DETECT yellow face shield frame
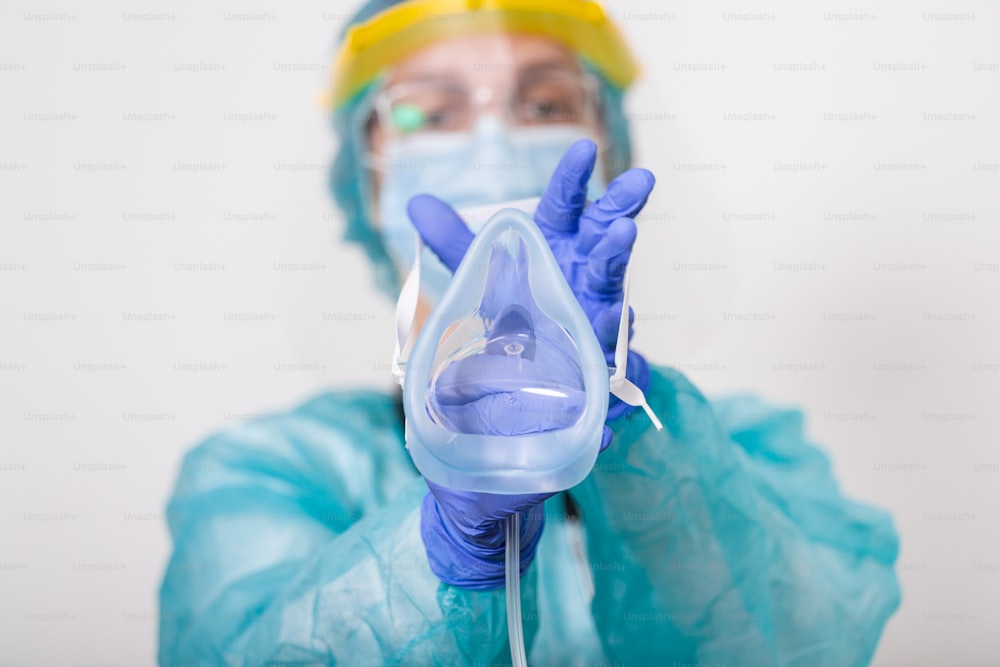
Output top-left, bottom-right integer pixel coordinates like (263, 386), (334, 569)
(327, 0), (641, 110)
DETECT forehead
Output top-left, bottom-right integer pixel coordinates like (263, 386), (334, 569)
(385, 32), (581, 88)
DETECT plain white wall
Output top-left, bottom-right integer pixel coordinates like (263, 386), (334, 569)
(1, 0), (997, 664)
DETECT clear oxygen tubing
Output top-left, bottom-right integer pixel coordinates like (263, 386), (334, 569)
(505, 513), (527, 667)
(500, 321), (527, 665)
(395, 217), (535, 667)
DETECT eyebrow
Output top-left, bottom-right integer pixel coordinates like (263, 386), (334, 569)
(518, 59), (583, 78)
(389, 74), (464, 90)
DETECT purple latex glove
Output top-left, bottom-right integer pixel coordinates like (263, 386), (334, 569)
(420, 481), (549, 590)
(411, 139), (653, 589)
(420, 423), (612, 590)
(409, 139), (655, 421)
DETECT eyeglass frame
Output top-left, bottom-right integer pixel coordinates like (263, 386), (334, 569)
(365, 66), (605, 143)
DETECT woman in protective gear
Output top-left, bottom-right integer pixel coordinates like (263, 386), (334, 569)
(159, 2), (900, 665)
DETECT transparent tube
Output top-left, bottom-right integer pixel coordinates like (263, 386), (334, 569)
(505, 514), (527, 667)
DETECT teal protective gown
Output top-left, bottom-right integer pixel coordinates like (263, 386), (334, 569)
(159, 365), (901, 666)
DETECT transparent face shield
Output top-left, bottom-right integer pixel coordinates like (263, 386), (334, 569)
(328, 0), (643, 115)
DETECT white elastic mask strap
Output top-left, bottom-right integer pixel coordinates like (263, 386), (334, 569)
(609, 264), (663, 431)
(392, 232), (421, 386)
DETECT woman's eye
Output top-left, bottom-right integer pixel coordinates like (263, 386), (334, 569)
(527, 100), (572, 122)
(424, 110), (454, 128)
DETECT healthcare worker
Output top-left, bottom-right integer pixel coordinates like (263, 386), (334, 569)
(159, 1), (901, 665)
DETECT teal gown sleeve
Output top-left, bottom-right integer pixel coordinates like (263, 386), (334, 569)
(160, 371), (900, 665)
(157, 391), (540, 666)
(568, 365), (902, 666)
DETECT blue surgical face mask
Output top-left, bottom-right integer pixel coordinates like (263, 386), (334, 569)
(376, 117), (607, 301)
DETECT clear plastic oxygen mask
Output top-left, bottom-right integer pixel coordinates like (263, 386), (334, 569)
(400, 208), (609, 494)
(392, 205), (661, 667)
(427, 301), (584, 435)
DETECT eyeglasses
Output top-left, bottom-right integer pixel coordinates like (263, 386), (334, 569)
(370, 69), (602, 137)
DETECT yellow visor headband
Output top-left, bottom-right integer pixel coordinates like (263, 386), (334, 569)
(328, 0), (642, 109)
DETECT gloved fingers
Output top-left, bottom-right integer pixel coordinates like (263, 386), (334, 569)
(586, 216), (637, 296)
(435, 390), (586, 436)
(422, 486), (554, 558)
(593, 302), (635, 350)
(433, 355), (583, 405)
(534, 139), (598, 237)
(407, 194), (474, 273)
(425, 480), (556, 528)
(600, 426), (614, 452)
(577, 168), (654, 255)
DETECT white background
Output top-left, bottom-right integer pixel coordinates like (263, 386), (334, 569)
(1, 0), (998, 664)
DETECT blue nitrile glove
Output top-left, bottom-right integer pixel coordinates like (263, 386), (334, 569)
(409, 140), (654, 590)
(421, 350), (612, 589)
(420, 310), (614, 588)
(421, 435), (613, 590)
(409, 139), (655, 423)
(420, 482), (550, 590)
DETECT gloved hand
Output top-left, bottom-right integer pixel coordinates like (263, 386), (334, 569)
(409, 139), (655, 421)
(421, 300), (614, 588)
(420, 481), (550, 590)
(410, 139), (653, 590)
(422, 361), (613, 588)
